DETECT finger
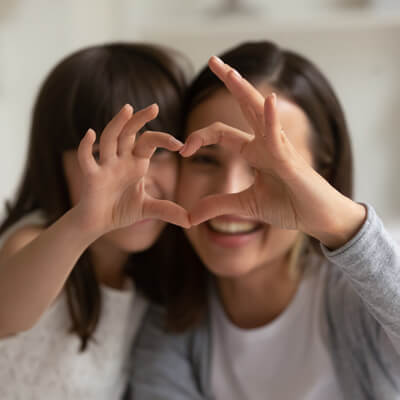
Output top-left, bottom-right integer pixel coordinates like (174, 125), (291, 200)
(77, 129), (99, 176)
(133, 131), (183, 159)
(142, 197), (191, 228)
(189, 191), (250, 226)
(263, 93), (284, 147)
(208, 56), (239, 87)
(233, 101), (266, 139)
(118, 104), (159, 157)
(209, 56), (265, 114)
(180, 122), (253, 158)
(99, 104), (133, 162)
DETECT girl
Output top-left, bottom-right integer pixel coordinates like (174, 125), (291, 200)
(129, 41), (400, 399)
(0, 43), (191, 399)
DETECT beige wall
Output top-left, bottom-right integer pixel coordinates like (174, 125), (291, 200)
(1, 0), (400, 226)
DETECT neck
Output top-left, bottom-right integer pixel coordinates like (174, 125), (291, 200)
(216, 253), (301, 329)
(89, 238), (130, 290)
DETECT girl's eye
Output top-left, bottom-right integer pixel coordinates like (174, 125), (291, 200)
(153, 148), (175, 159)
(154, 147), (167, 155)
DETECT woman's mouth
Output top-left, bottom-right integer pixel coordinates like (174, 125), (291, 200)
(204, 216), (265, 248)
(207, 218), (263, 235)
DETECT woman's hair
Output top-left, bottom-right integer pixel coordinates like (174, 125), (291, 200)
(0, 42), (191, 350)
(162, 40), (354, 331)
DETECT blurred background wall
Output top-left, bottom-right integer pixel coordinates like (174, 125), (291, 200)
(1, 0), (400, 231)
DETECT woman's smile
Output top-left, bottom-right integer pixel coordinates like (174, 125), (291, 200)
(203, 215), (265, 249)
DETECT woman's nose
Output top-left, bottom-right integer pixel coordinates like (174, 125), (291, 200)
(216, 163), (254, 194)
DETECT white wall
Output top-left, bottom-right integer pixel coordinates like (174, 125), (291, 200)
(0, 0), (121, 219)
(1, 0), (400, 227)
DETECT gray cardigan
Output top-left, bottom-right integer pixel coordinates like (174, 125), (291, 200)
(128, 205), (400, 399)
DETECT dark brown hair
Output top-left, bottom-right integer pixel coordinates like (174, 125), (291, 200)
(0, 43), (191, 350)
(164, 40), (354, 331)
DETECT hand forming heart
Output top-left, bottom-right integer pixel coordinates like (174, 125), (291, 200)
(179, 56), (366, 249)
(76, 59), (366, 249)
(75, 103), (190, 235)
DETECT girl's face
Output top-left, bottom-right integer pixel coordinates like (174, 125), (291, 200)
(178, 86), (313, 278)
(63, 148), (178, 252)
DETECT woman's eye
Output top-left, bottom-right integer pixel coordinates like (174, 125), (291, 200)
(189, 154), (219, 166)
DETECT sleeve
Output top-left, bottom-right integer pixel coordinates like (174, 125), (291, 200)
(127, 304), (210, 400)
(321, 203), (400, 355)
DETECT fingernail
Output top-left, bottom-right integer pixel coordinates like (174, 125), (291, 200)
(271, 93), (277, 106)
(232, 69), (242, 79)
(213, 56), (224, 64)
(170, 137), (183, 146)
(148, 103), (158, 111)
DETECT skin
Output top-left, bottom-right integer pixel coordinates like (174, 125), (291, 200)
(62, 104), (189, 289)
(63, 119), (180, 287)
(179, 88), (311, 328)
(178, 56), (366, 329)
(0, 104), (189, 336)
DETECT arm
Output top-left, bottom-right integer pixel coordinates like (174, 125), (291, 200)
(0, 104), (189, 337)
(322, 204), (400, 353)
(128, 305), (210, 400)
(0, 208), (101, 337)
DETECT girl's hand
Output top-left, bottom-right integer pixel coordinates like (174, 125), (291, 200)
(76, 104), (190, 235)
(181, 57), (365, 249)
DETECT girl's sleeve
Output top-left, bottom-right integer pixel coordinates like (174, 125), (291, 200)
(126, 304), (209, 400)
(321, 203), (400, 354)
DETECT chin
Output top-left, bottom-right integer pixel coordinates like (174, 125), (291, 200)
(197, 253), (258, 279)
(108, 222), (165, 252)
(210, 265), (255, 279)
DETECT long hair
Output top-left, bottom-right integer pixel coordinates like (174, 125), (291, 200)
(164, 40), (354, 331)
(0, 43), (191, 350)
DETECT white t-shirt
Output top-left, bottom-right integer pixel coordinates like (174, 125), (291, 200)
(210, 259), (343, 400)
(0, 212), (148, 400)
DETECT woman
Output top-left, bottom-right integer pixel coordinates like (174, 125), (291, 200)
(129, 41), (400, 399)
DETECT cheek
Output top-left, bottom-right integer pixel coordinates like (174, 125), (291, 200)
(148, 156), (178, 200)
(177, 165), (210, 208)
(266, 227), (299, 258)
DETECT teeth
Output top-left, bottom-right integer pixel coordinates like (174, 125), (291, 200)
(208, 219), (259, 234)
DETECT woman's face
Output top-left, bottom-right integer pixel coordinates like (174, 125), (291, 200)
(63, 148), (178, 253)
(178, 85), (313, 278)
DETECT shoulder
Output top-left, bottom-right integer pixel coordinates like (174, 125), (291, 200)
(132, 303), (210, 369)
(134, 304), (201, 350)
(0, 212), (46, 262)
(129, 304), (211, 398)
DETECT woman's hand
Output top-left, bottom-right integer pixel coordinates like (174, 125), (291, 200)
(75, 104), (190, 235)
(181, 57), (365, 249)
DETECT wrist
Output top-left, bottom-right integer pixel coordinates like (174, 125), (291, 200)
(314, 200), (367, 250)
(66, 205), (107, 242)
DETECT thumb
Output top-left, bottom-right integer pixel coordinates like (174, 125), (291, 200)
(142, 197), (191, 228)
(189, 191), (252, 226)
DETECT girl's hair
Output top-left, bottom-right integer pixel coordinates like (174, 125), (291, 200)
(0, 43), (191, 350)
(162, 40), (354, 331)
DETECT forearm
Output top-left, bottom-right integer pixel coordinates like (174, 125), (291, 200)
(321, 204), (400, 340)
(0, 207), (102, 336)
